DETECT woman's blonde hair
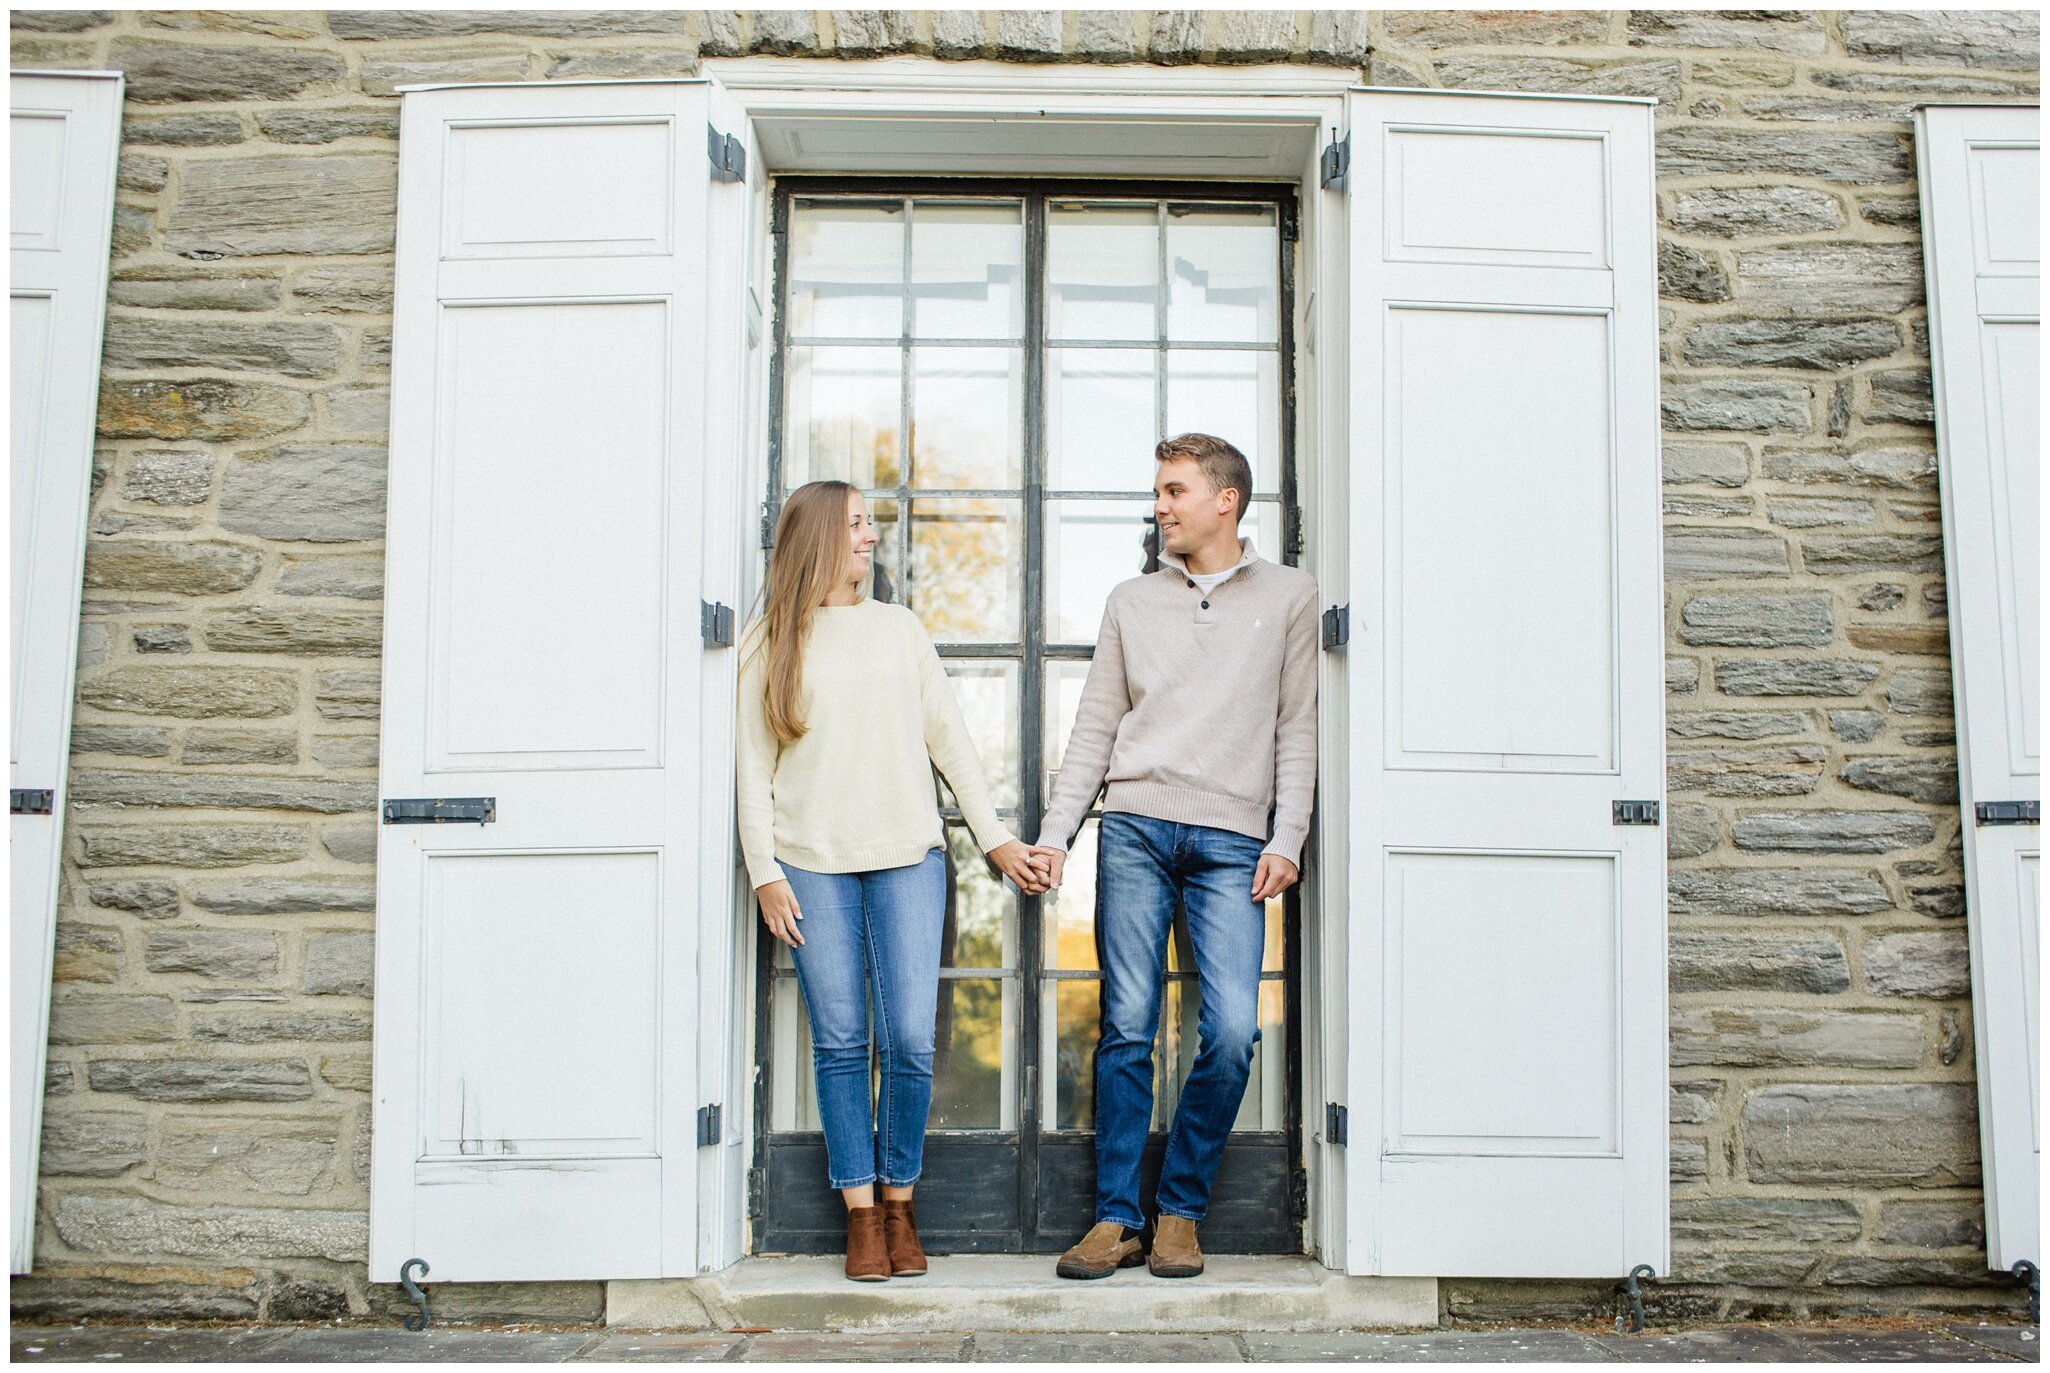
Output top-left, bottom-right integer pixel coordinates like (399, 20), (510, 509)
(748, 480), (861, 743)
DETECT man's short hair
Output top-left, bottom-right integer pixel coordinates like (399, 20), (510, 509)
(1155, 433), (1253, 521)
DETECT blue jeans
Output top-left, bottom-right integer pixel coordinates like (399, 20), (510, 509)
(779, 849), (946, 1189)
(1093, 812), (1267, 1227)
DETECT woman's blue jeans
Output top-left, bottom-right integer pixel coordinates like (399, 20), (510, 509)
(1093, 811), (1267, 1228)
(779, 848), (946, 1189)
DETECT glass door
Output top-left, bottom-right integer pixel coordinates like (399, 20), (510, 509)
(752, 182), (1301, 1254)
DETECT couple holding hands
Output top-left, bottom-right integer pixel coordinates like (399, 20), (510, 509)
(736, 433), (1318, 1283)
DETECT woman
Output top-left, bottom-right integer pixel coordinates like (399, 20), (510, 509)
(737, 480), (1046, 1282)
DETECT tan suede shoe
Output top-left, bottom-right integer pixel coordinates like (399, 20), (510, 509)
(1148, 1215), (1203, 1278)
(843, 1206), (889, 1282)
(880, 1198), (927, 1277)
(1054, 1220), (1147, 1280)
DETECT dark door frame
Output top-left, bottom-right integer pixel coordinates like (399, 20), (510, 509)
(749, 175), (1305, 1254)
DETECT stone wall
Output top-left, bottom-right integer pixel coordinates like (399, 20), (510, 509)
(9, 8), (2039, 1326)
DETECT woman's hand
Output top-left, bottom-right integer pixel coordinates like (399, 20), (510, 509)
(987, 840), (1049, 895)
(757, 879), (805, 947)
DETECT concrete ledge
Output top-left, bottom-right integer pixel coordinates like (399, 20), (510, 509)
(607, 1256), (1438, 1332)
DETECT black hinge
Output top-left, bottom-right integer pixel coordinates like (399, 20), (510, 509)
(1325, 1101), (1348, 1146)
(382, 797), (495, 825)
(701, 600), (734, 648)
(697, 1103), (722, 1147)
(1613, 800), (1661, 826)
(1976, 800), (2040, 825)
(11, 788), (54, 815)
(707, 124), (745, 183)
(1287, 1165), (1309, 1221)
(1321, 604), (1349, 651)
(1320, 134), (1350, 190)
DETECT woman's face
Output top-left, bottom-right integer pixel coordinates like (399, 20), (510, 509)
(844, 490), (878, 586)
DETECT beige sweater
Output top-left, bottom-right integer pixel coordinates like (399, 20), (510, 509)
(736, 598), (1015, 890)
(1037, 544), (1319, 864)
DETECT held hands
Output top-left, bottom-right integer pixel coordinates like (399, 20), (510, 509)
(756, 879), (804, 947)
(1025, 845), (1066, 890)
(1251, 854), (1299, 902)
(988, 839), (1052, 896)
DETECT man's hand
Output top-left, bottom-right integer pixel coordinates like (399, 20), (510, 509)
(988, 839), (1050, 895)
(1251, 854), (1298, 902)
(1027, 845), (1066, 890)
(757, 879), (804, 947)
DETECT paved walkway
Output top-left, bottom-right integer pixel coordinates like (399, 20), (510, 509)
(8, 1321), (2038, 1362)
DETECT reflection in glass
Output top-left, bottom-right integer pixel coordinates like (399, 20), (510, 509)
(866, 497), (904, 606)
(932, 977), (1013, 1129)
(1164, 349), (1280, 492)
(941, 825), (1013, 969)
(1044, 660), (1094, 785)
(938, 661), (1021, 813)
(1046, 348), (1159, 492)
(911, 201), (1025, 340)
(912, 347), (1022, 489)
(1045, 498), (1155, 643)
(1237, 501), (1284, 573)
(1050, 979), (1100, 1129)
(1045, 820), (1100, 971)
(1166, 203), (1279, 345)
(1048, 202), (1159, 342)
(785, 346), (901, 488)
(789, 200), (903, 340)
(908, 498), (1021, 643)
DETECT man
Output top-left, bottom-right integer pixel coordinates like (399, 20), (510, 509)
(1031, 433), (1318, 1280)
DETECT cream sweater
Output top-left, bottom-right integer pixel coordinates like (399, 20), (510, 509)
(736, 598), (1015, 891)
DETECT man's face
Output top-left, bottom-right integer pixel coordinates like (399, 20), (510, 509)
(1153, 457), (1237, 556)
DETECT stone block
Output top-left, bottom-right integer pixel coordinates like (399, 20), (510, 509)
(1434, 56), (1681, 105)
(1671, 1197), (1863, 1246)
(1678, 593), (1833, 648)
(312, 735), (381, 769)
(1733, 810), (1937, 854)
(1655, 129), (1913, 185)
(316, 671), (381, 720)
(305, 931), (374, 997)
(1387, 9), (1609, 44)
(1668, 867), (1893, 918)
(1668, 745), (1826, 797)
(97, 378), (311, 443)
(1869, 368), (1936, 425)
(1842, 9), (2040, 71)
(1670, 185), (1843, 237)
(1845, 623), (1949, 655)
(182, 730), (298, 766)
(1669, 930), (1850, 994)
(75, 824), (306, 869)
(166, 155), (396, 257)
(320, 1054), (371, 1091)
(1666, 802), (1720, 858)
(1667, 711), (1811, 740)
(1667, 656), (1700, 694)
(71, 771), (375, 815)
(96, 513), (200, 537)
(322, 825), (377, 865)
(1859, 196), (1922, 229)
(1761, 444), (1937, 489)
(829, 10), (919, 54)
(1830, 709), (1886, 742)
(1663, 527), (1791, 577)
(277, 554), (384, 600)
(1658, 240), (1729, 302)
(258, 108), (400, 144)
(13, 10), (115, 31)
(191, 878), (376, 915)
(70, 726), (172, 758)
(87, 1057), (312, 1102)
(202, 607), (383, 656)
(141, 9), (327, 37)
(39, 1111), (149, 1176)
(1683, 317), (1900, 370)
(110, 42), (348, 102)
(1842, 755), (1959, 805)
(53, 1195), (365, 1262)
(1864, 930), (1972, 998)
(329, 386), (390, 434)
(1909, 883), (1967, 919)
(1874, 1199), (1985, 1250)
(1768, 496), (1876, 528)
(1627, 9), (1824, 52)
(121, 451), (216, 504)
(1208, 9), (1296, 62)
(1670, 1080), (1721, 1125)
(1672, 1007), (1924, 1068)
(266, 1278), (351, 1321)
(47, 993), (178, 1044)
(1305, 9), (1367, 63)
(124, 111), (247, 145)
(77, 665), (297, 719)
(1662, 440), (1748, 487)
(53, 923), (125, 984)
(145, 928), (281, 980)
(102, 317), (342, 378)
(1148, 9), (1204, 61)
(1887, 668), (1956, 717)
(1661, 380), (1812, 434)
(157, 1115), (341, 1194)
(1671, 1137), (1708, 1184)
(118, 153), (170, 193)
(1742, 1082), (1978, 1186)
(83, 540), (263, 597)
(1800, 533), (1944, 573)
(90, 880), (181, 918)
(749, 8), (817, 53)
(217, 445), (387, 544)
(328, 10), (685, 38)
(192, 1010), (371, 1043)
(928, 10), (984, 58)
(545, 50), (701, 79)
(1735, 243), (1926, 313)
(1817, 66), (2036, 95)
(11, 1274), (261, 1323)
(1827, 1256), (2007, 1287)
(1714, 658), (1881, 696)
(1666, 493), (1753, 518)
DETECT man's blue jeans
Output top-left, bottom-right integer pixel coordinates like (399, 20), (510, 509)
(1092, 811), (1267, 1227)
(779, 848), (946, 1189)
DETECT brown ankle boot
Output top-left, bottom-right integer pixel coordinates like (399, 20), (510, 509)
(1149, 1215), (1204, 1278)
(1055, 1220), (1148, 1280)
(844, 1206), (889, 1282)
(879, 1198), (927, 1277)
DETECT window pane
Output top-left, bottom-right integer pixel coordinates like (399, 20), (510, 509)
(1044, 660), (1093, 792)
(789, 199), (903, 340)
(866, 496), (905, 606)
(1048, 202), (1158, 342)
(1150, 979), (1286, 1132)
(1046, 347), (1158, 492)
(911, 347), (1023, 490)
(938, 660), (1020, 813)
(942, 824), (1016, 969)
(784, 345), (901, 488)
(932, 978), (1013, 1130)
(907, 498), (1021, 643)
(911, 200), (1024, 341)
(1044, 819), (1100, 971)
(1240, 500), (1283, 569)
(1045, 498), (1154, 643)
(1166, 203), (1278, 345)
(1164, 349), (1279, 493)
(1046, 978), (1100, 1129)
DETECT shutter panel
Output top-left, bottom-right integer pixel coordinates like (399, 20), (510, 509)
(370, 80), (716, 1282)
(1343, 90), (1667, 1277)
(1917, 103), (2040, 1272)
(11, 71), (124, 1275)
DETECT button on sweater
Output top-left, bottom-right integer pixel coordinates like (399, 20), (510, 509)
(736, 599), (1015, 891)
(1037, 542), (1320, 864)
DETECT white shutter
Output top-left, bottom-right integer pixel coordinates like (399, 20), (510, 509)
(1916, 103), (2040, 1273)
(11, 70), (125, 1276)
(1343, 90), (1667, 1277)
(370, 79), (725, 1282)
